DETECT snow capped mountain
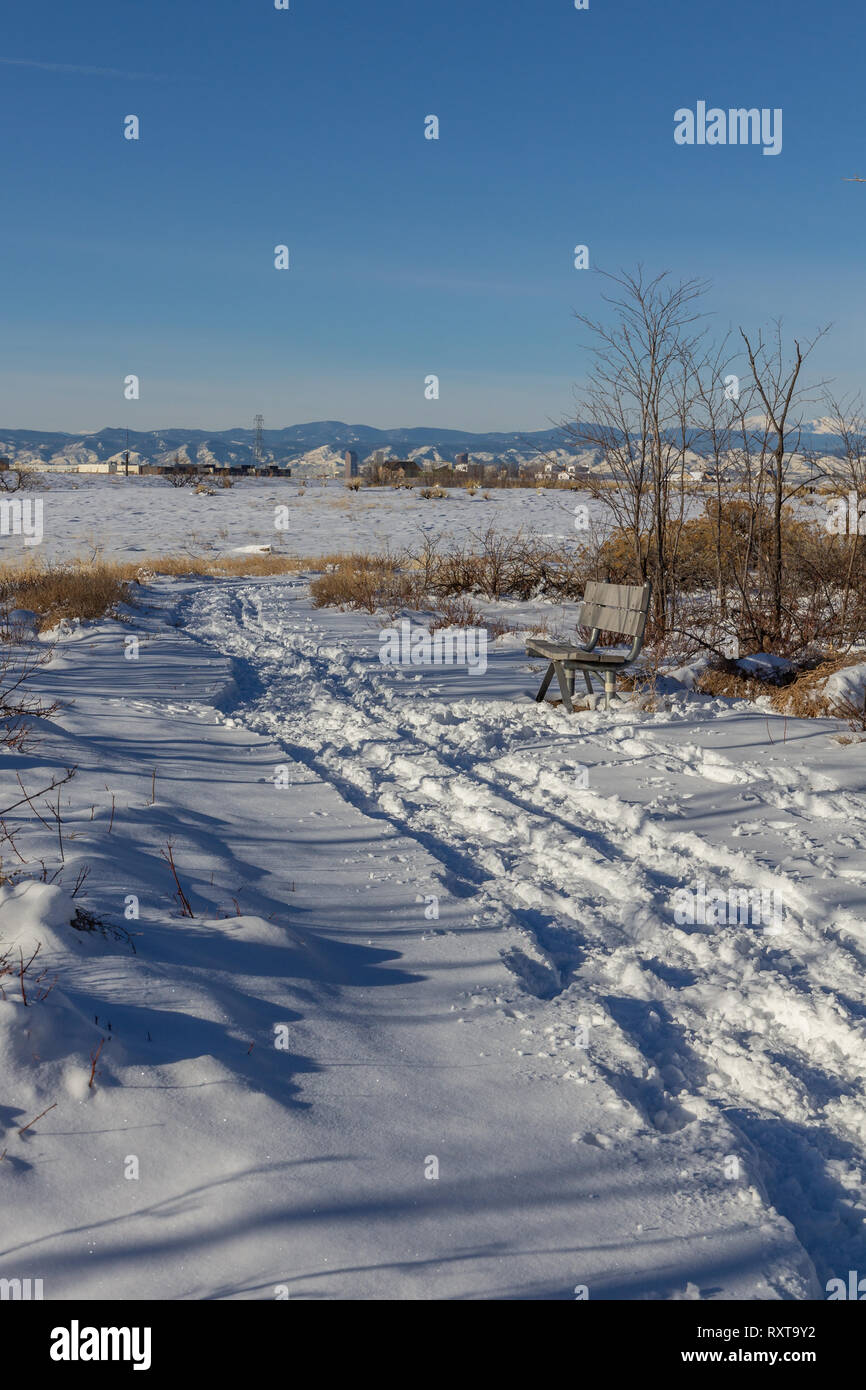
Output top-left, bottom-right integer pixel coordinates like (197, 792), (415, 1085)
(808, 415), (850, 436)
(289, 445), (347, 476)
(0, 418), (850, 477)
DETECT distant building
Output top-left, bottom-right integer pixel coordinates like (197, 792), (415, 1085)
(455, 451), (469, 469)
(344, 450), (359, 479)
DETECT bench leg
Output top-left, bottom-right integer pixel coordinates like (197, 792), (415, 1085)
(535, 662), (555, 703)
(554, 662), (576, 712)
(603, 670), (616, 711)
(583, 670), (594, 696)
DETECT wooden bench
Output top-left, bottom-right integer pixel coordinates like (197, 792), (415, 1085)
(526, 580), (652, 712)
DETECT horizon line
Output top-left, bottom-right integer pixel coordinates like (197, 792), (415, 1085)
(0, 420), (569, 438)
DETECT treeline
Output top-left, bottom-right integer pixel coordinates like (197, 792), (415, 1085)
(562, 267), (865, 656)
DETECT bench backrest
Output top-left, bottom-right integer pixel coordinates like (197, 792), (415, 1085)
(577, 580), (652, 639)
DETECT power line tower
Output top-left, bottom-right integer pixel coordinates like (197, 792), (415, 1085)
(253, 414), (264, 464)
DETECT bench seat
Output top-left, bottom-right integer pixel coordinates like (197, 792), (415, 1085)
(526, 580), (652, 712)
(525, 640), (629, 666)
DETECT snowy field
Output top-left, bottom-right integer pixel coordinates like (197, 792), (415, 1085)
(15, 472), (832, 566)
(18, 474), (604, 563)
(1, 484), (865, 1301)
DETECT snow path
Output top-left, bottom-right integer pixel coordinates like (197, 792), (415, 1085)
(181, 577), (866, 1290)
(0, 585), (818, 1299)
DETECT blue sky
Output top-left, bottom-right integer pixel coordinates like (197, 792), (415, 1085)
(1, 0), (864, 433)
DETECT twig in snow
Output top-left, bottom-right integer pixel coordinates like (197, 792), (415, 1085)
(4, 767), (75, 821)
(88, 1038), (106, 1088)
(161, 841), (194, 917)
(71, 864), (91, 898)
(18, 1102), (57, 1137)
(17, 942), (42, 1005)
(47, 784), (65, 863)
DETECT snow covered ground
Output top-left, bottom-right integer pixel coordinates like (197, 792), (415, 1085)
(18, 475), (602, 564)
(17, 471), (833, 566)
(2, 488), (865, 1301)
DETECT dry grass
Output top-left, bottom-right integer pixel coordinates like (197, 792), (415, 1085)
(172, 551), (346, 577)
(769, 657), (865, 718)
(0, 551), (362, 630)
(0, 561), (132, 629)
(134, 551), (345, 579)
(310, 555), (423, 613)
(694, 667), (777, 702)
(692, 654), (865, 718)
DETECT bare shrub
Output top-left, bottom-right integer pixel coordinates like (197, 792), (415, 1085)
(592, 503), (866, 657)
(308, 530), (596, 613)
(1, 644), (77, 885)
(0, 941), (57, 1005)
(0, 643), (61, 751)
(427, 596), (513, 638)
(70, 906), (137, 952)
(310, 554), (425, 614)
(0, 465), (40, 492)
(834, 696), (866, 734)
(620, 627), (681, 710)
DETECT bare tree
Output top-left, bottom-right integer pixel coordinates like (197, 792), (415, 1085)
(813, 391), (866, 635)
(564, 267), (710, 628)
(738, 322), (829, 642)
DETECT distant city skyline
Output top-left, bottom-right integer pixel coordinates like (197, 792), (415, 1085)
(2, 0), (864, 432)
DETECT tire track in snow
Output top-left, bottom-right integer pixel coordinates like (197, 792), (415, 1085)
(182, 581), (866, 1285)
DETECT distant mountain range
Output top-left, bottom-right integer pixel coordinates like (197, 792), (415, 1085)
(0, 419), (848, 477)
(0, 422), (571, 473)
